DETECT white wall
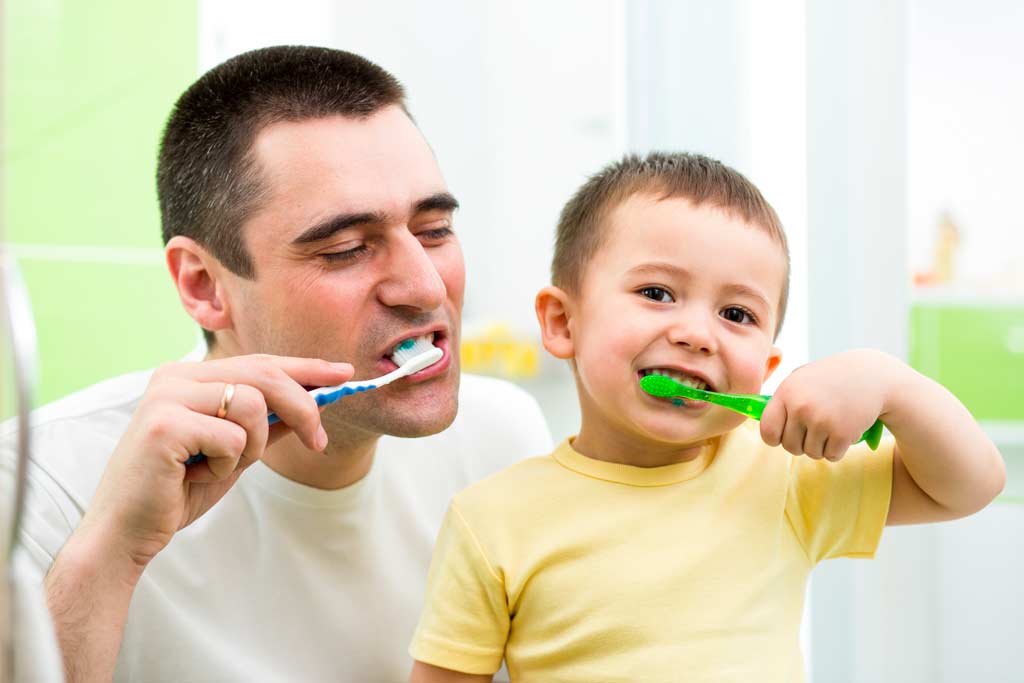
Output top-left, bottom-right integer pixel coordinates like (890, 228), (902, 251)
(907, 0), (1024, 289)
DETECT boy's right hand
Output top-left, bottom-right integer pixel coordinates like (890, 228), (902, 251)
(76, 354), (353, 574)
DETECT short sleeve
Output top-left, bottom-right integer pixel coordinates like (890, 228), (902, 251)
(409, 501), (510, 675)
(784, 436), (895, 563)
(0, 443), (79, 581)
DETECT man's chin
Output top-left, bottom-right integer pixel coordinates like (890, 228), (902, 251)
(381, 409), (458, 438)
(320, 392), (460, 440)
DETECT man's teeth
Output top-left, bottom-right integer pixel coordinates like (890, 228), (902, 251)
(389, 333), (436, 358)
(639, 368), (708, 390)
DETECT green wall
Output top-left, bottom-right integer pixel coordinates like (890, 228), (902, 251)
(3, 0), (200, 409)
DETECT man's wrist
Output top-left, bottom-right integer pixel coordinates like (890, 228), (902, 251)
(56, 520), (149, 591)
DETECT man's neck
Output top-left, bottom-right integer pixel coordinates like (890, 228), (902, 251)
(261, 429), (379, 490)
(203, 344), (378, 490)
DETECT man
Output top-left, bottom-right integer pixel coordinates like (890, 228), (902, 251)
(1, 46), (552, 681)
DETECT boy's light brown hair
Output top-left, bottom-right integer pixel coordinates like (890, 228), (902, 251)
(552, 151), (791, 337)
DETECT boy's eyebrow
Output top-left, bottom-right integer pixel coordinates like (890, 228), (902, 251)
(290, 192), (460, 245)
(627, 262), (773, 310)
(721, 283), (773, 311)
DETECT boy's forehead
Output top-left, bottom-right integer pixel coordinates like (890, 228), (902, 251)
(592, 193), (787, 300)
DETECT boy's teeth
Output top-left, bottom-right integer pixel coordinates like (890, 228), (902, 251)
(641, 368), (708, 390)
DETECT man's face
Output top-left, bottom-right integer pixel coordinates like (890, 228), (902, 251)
(568, 194), (785, 451)
(224, 106), (465, 439)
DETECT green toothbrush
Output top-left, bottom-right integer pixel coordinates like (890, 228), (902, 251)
(639, 374), (884, 450)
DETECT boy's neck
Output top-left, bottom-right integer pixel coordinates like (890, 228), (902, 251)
(572, 420), (717, 468)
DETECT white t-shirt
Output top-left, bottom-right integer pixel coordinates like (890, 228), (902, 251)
(1, 368), (553, 682)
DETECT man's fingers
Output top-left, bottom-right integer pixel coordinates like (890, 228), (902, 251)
(180, 413), (248, 481)
(160, 356), (350, 451)
(172, 355), (353, 388)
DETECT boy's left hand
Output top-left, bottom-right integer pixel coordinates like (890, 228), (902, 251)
(759, 348), (898, 461)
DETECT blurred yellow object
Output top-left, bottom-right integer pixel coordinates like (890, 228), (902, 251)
(460, 323), (540, 379)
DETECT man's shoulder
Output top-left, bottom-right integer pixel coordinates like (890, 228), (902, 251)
(457, 373), (541, 409)
(1, 368), (153, 495)
(376, 374), (554, 488)
(2, 368), (152, 440)
(452, 373), (552, 448)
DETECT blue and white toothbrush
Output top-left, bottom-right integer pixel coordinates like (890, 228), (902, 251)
(185, 337), (442, 465)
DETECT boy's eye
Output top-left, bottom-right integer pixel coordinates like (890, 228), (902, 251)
(721, 306), (756, 324)
(639, 286), (674, 303)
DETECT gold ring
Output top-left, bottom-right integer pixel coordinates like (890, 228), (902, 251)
(217, 383), (236, 419)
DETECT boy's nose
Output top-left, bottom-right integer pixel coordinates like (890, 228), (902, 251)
(376, 230), (447, 312)
(667, 313), (718, 354)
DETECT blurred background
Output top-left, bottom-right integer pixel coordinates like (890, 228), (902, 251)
(2, 0), (1022, 680)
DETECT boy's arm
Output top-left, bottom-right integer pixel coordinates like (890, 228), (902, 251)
(410, 661), (492, 683)
(762, 349), (1005, 526)
(882, 359), (1005, 525)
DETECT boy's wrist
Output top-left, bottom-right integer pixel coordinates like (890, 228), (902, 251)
(876, 353), (929, 425)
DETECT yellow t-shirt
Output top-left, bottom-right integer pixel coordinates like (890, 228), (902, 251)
(410, 421), (894, 682)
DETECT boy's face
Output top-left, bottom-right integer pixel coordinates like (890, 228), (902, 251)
(564, 194), (785, 451)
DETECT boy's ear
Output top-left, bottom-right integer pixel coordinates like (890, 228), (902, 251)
(762, 345), (783, 382)
(165, 236), (234, 335)
(535, 285), (575, 359)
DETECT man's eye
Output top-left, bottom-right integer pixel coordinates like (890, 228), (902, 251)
(721, 306), (756, 324)
(639, 287), (673, 303)
(418, 227), (453, 242)
(321, 245), (369, 263)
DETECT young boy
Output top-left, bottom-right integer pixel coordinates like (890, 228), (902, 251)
(408, 153), (1005, 682)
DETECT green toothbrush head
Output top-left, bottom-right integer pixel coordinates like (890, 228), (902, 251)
(639, 374), (708, 401)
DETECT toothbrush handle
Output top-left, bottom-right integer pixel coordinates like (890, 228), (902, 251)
(184, 383), (375, 465)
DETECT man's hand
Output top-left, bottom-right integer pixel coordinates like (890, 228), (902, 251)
(46, 354), (352, 681)
(82, 354), (352, 568)
(759, 348), (894, 461)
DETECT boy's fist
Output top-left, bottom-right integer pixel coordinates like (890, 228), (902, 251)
(759, 349), (899, 461)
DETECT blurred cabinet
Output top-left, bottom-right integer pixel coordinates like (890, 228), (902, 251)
(909, 297), (1024, 422)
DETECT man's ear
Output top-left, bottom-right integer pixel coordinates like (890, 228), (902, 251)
(535, 286), (575, 360)
(763, 345), (783, 382)
(165, 236), (234, 335)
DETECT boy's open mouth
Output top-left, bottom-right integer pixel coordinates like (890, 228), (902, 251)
(637, 368), (716, 396)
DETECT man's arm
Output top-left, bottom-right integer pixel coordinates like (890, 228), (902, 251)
(410, 660), (492, 683)
(882, 363), (1005, 524)
(42, 355), (352, 681)
(44, 527), (144, 681)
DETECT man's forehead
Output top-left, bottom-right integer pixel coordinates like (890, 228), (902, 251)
(246, 109), (447, 233)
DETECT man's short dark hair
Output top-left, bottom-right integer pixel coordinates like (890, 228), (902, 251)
(156, 46), (408, 345)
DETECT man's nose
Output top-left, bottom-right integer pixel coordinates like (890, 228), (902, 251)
(667, 309), (718, 354)
(376, 230), (447, 312)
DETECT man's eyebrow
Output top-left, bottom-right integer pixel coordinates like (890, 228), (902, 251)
(289, 193), (458, 246)
(291, 211), (385, 245)
(413, 192), (460, 214)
